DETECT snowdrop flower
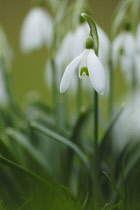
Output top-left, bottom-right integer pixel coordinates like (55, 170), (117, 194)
(112, 30), (140, 84)
(20, 7), (53, 52)
(60, 36), (107, 95)
(45, 23), (109, 92)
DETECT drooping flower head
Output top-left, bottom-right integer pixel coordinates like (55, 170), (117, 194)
(20, 7), (53, 52)
(112, 22), (140, 84)
(60, 35), (107, 95)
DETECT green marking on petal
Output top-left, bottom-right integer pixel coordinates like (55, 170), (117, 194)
(80, 67), (89, 77)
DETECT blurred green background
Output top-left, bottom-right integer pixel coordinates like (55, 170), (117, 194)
(0, 0), (120, 105)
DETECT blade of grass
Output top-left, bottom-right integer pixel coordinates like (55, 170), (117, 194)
(107, 200), (123, 210)
(103, 171), (124, 201)
(6, 128), (50, 171)
(30, 121), (90, 172)
(100, 203), (110, 210)
(99, 106), (124, 161)
(0, 155), (55, 190)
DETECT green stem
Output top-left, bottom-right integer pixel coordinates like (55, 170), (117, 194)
(131, 62), (137, 96)
(94, 91), (98, 151)
(109, 58), (114, 119)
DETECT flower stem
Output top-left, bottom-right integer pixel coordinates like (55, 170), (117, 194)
(109, 58), (114, 119)
(94, 91), (98, 151)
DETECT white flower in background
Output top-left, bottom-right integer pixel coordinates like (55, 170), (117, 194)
(20, 7), (53, 52)
(112, 27), (140, 84)
(57, 23), (110, 66)
(113, 93), (140, 151)
(45, 23), (109, 92)
(136, 23), (140, 50)
(60, 36), (107, 95)
(0, 67), (8, 107)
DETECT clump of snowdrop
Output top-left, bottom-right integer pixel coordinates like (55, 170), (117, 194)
(20, 7), (53, 53)
(45, 22), (109, 92)
(112, 23), (140, 84)
(60, 35), (107, 95)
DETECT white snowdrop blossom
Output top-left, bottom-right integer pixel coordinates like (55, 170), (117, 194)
(60, 36), (107, 95)
(20, 7), (53, 52)
(45, 23), (109, 92)
(112, 29), (140, 84)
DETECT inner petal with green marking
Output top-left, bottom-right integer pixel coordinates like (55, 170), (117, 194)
(79, 67), (89, 78)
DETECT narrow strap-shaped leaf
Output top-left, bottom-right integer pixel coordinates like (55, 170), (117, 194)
(107, 200), (123, 210)
(100, 203), (110, 210)
(111, 0), (131, 38)
(0, 155), (55, 190)
(6, 128), (50, 172)
(99, 106), (124, 161)
(103, 171), (124, 201)
(30, 121), (90, 171)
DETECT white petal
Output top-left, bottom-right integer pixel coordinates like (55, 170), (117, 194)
(112, 33), (125, 68)
(136, 23), (140, 50)
(134, 54), (140, 84)
(20, 8), (53, 52)
(120, 55), (133, 83)
(87, 49), (106, 95)
(60, 51), (85, 93)
(78, 49), (89, 77)
(97, 26), (110, 63)
(123, 33), (136, 56)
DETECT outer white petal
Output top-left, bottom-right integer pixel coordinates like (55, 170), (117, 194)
(87, 49), (106, 95)
(78, 49), (89, 77)
(120, 55), (133, 83)
(136, 23), (140, 50)
(20, 8), (53, 52)
(71, 23), (89, 58)
(134, 54), (140, 84)
(60, 50), (85, 93)
(97, 26), (110, 63)
(123, 33), (136, 56)
(112, 33), (125, 68)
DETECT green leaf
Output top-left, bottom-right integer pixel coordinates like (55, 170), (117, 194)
(100, 203), (110, 210)
(6, 128), (50, 172)
(111, 0), (131, 38)
(103, 171), (124, 201)
(30, 121), (90, 172)
(99, 106), (124, 161)
(0, 155), (55, 190)
(107, 200), (123, 210)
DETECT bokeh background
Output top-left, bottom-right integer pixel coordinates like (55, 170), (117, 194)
(0, 0), (121, 105)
